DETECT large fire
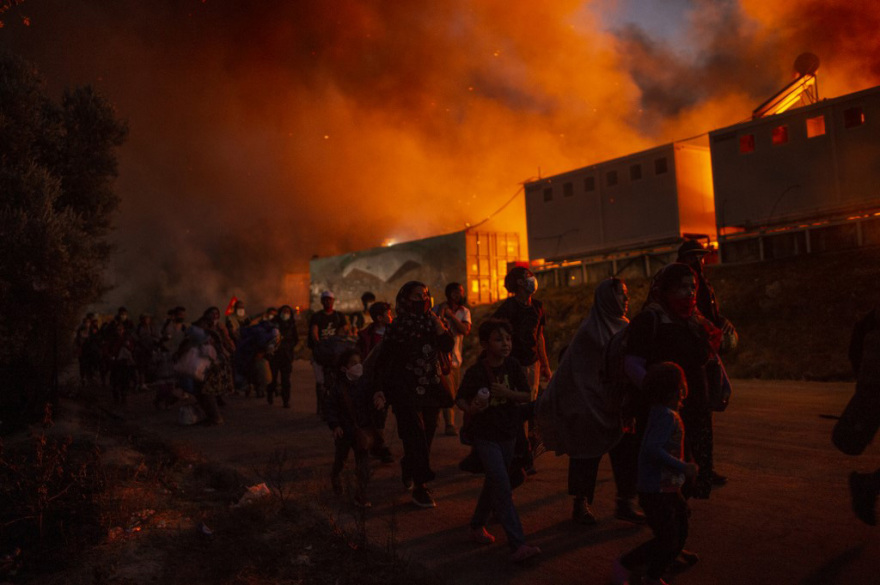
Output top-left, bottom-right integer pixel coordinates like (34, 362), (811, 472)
(4, 0), (880, 310)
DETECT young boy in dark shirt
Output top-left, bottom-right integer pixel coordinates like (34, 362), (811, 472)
(614, 362), (698, 585)
(457, 318), (542, 563)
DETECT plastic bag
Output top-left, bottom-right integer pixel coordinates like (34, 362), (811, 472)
(174, 347), (212, 381)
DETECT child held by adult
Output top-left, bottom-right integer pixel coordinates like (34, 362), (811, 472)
(614, 362), (698, 585)
(457, 319), (542, 563)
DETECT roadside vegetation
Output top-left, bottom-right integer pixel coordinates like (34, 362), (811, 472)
(0, 393), (429, 585)
(465, 245), (880, 381)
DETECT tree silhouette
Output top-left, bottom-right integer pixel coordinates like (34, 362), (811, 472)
(0, 51), (127, 425)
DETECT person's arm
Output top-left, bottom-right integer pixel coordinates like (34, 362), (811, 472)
(537, 325), (551, 379)
(624, 311), (654, 388)
(323, 384), (342, 431)
(641, 411), (690, 473)
(849, 311), (875, 376)
(443, 307), (471, 336)
(310, 323), (319, 346)
(456, 366), (489, 414)
(428, 311), (455, 353)
(490, 381), (531, 403)
(624, 355), (648, 388)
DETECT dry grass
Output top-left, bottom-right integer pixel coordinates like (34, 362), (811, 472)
(2, 404), (427, 585)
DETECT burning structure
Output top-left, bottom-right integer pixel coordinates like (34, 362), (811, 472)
(524, 139), (715, 287)
(308, 229), (521, 310)
(711, 83), (880, 262)
(526, 54), (880, 285)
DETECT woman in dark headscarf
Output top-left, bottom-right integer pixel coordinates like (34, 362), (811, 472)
(373, 281), (454, 508)
(536, 278), (644, 524)
(624, 263), (723, 499)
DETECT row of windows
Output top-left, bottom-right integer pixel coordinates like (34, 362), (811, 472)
(739, 106), (866, 154)
(541, 156), (669, 202)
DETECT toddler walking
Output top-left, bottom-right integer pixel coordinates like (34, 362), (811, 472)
(614, 362), (698, 585)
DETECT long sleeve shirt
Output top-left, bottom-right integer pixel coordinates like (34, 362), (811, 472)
(637, 404), (689, 493)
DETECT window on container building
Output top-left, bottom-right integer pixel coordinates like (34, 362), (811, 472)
(771, 125), (789, 145)
(606, 170), (618, 187)
(844, 106), (865, 128)
(806, 115), (826, 138)
(563, 182), (574, 197)
(739, 134), (755, 153)
(654, 157), (668, 174)
(584, 176), (595, 192)
(630, 164), (642, 180)
(543, 187), (553, 202)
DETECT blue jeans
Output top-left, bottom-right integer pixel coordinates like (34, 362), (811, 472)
(470, 437), (525, 550)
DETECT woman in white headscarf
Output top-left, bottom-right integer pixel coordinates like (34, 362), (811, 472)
(535, 278), (644, 525)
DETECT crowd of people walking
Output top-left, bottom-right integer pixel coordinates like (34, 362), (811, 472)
(72, 238), (879, 581)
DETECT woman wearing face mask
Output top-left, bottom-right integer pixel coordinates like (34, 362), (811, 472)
(324, 349), (373, 508)
(624, 263), (724, 500)
(373, 281), (455, 508)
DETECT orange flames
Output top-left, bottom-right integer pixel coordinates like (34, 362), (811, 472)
(4, 0), (880, 310)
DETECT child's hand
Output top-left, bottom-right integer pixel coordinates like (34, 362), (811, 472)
(489, 382), (510, 399)
(373, 391), (386, 410)
(684, 462), (698, 479)
(333, 427), (344, 439)
(468, 397), (489, 414)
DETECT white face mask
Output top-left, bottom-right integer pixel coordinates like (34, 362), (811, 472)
(346, 363), (364, 380)
(281, 313), (291, 321)
(523, 276), (538, 295)
(236, 309), (245, 318)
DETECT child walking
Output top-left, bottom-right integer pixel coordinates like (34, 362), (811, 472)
(457, 319), (542, 563)
(324, 349), (373, 508)
(614, 362), (698, 585)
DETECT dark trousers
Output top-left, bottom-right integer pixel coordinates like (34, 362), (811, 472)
(393, 404), (440, 486)
(332, 436), (370, 496)
(680, 403), (713, 498)
(621, 491), (689, 580)
(269, 356), (293, 405)
(568, 431), (640, 502)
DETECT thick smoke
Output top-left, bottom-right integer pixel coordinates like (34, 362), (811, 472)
(3, 0), (879, 314)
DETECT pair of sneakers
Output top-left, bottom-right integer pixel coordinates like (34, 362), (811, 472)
(470, 528), (541, 563)
(613, 559), (665, 585)
(613, 552), (698, 585)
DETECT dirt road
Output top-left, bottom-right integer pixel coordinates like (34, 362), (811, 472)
(117, 361), (879, 585)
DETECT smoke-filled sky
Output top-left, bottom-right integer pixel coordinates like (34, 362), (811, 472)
(3, 0), (879, 313)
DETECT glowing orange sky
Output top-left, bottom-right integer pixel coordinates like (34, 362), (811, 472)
(3, 0), (879, 310)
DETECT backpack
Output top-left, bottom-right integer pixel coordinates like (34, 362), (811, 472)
(600, 309), (659, 420)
